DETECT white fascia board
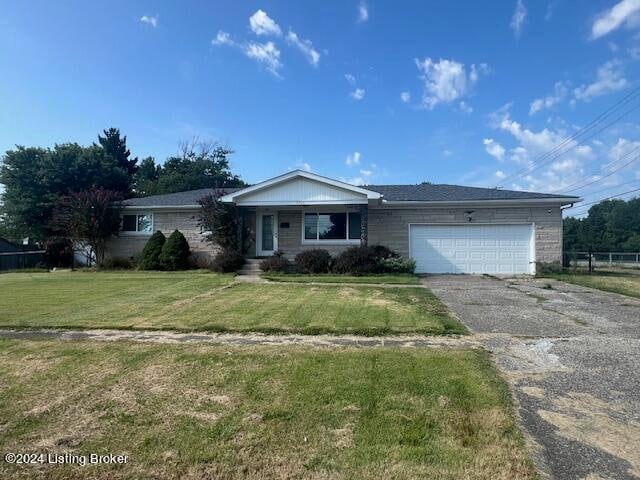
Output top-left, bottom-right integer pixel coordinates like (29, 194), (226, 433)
(377, 197), (582, 208)
(235, 199), (368, 206)
(219, 170), (382, 202)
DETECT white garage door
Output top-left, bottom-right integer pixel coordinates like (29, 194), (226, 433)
(409, 224), (534, 274)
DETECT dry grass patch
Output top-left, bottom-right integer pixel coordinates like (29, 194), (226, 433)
(548, 271), (640, 299)
(0, 339), (534, 479)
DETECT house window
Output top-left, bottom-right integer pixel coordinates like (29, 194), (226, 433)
(121, 213), (153, 233)
(304, 212), (361, 242)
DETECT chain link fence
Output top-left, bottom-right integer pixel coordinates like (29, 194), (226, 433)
(565, 252), (640, 270)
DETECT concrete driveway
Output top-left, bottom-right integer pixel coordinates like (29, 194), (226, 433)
(425, 275), (640, 480)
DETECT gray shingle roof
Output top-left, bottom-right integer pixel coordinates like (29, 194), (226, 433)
(366, 184), (579, 202)
(122, 188), (240, 207)
(123, 183), (579, 207)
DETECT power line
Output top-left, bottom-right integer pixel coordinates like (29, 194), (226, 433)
(496, 87), (640, 186)
(574, 179), (640, 198)
(558, 143), (640, 193)
(566, 186), (640, 216)
(562, 152), (640, 194)
(502, 101), (640, 185)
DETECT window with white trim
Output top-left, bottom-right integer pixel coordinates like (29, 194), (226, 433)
(304, 212), (361, 242)
(121, 213), (153, 233)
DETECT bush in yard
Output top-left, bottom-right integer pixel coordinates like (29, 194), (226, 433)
(377, 256), (416, 274)
(44, 236), (74, 268)
(260, 251), (289, 273)
(535, 261), (564, 276)
(101, 256), (137, 270)
(159, 230), (190, 270)
(369, 245), (398, 260)
(295, 249), (332, 274)
(211, 248), (245, 273)
(139, 230), (166, 270)
(331, 246), (379, 275)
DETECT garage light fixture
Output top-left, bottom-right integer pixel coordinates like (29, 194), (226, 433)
(464, 210), (475, 222)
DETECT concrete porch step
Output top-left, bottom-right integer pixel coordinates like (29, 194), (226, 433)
(237, 258), (263, 276)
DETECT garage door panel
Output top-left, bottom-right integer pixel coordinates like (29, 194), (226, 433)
(410, 224), (533, 274)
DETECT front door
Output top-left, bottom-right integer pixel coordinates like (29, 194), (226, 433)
(257, 212), (277, 256)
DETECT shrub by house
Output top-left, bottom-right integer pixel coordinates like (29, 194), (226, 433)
(159, 230), (190, 270)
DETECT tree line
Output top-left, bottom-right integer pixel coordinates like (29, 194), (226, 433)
(564, 197), (640, 253)
(0, 128), (245, 243)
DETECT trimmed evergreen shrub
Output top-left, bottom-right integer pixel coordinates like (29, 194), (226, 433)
(377, 256), (416, 274)
(211, 248), (245, 273)
(140, 230), (166, 270)
(260, 251), (289, 273)
(159, 230), (190, 271)
(295, 249), (332, 274)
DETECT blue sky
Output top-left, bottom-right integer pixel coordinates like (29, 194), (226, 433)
(2, 0), (640, 215)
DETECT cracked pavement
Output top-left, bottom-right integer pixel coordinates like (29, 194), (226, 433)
(425, 275), (640, 480)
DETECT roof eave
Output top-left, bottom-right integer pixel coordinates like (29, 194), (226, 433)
(121, 205), (201, 210)
(379, 197), (581, 207)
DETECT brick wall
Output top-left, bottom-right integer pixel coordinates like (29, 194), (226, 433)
(105, 209), (218, 262)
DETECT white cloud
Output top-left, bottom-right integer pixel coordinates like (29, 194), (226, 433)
(495, 170), (506, 180)
(214, 11), (322, 76)
(301, 162), (312, 172)
(530, 81), (569, 115)
(510, 0), (527, 38)
(357, 1), (369, 23)
(591, 0), (640, 40)
(400, 91), (411, 103)
(350, 88), (365, 100)
(573, 60), (628, 102)
(345, 73), (356, 85)
(414, 57), (488, 109)
(488, 105), (597, 192)
(443, 149), (453, 156)
(245, 41), (283, 77)
(458, 101), (473, 114)
(212, 30), (234, 46)
(249, 9), (282, 36)
(483, 138), (506, 161)
(286, 30), (320, 67)
(346, 151), (361, 166)
(140, 15), (159, 28)
(360, 169), (373, 176)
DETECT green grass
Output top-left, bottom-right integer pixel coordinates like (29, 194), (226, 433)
(548, 270), (640, 299)
(262, 272), (421, 285)
(0, 339), (536, 479)
(0, 271), (464, 335)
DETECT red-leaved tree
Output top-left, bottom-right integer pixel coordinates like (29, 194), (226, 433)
(52, 187), (122, 266)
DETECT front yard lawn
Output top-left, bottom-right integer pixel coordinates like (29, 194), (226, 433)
(262, 272), (420, 285)
(547, 270), (640, 299)
(0, 339), (535, 479)
(0, 271), (464, 335)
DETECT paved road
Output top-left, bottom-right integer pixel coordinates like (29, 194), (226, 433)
(425, 275), (640, 480)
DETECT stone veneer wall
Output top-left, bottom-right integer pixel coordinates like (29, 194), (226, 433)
(367, 206), (563, 263)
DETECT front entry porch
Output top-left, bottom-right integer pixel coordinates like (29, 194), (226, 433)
(241, 205), (369, 260)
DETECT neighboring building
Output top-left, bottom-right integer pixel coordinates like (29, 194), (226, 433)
(0, 238), (22, 254)
(106, 170), (580, 274)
